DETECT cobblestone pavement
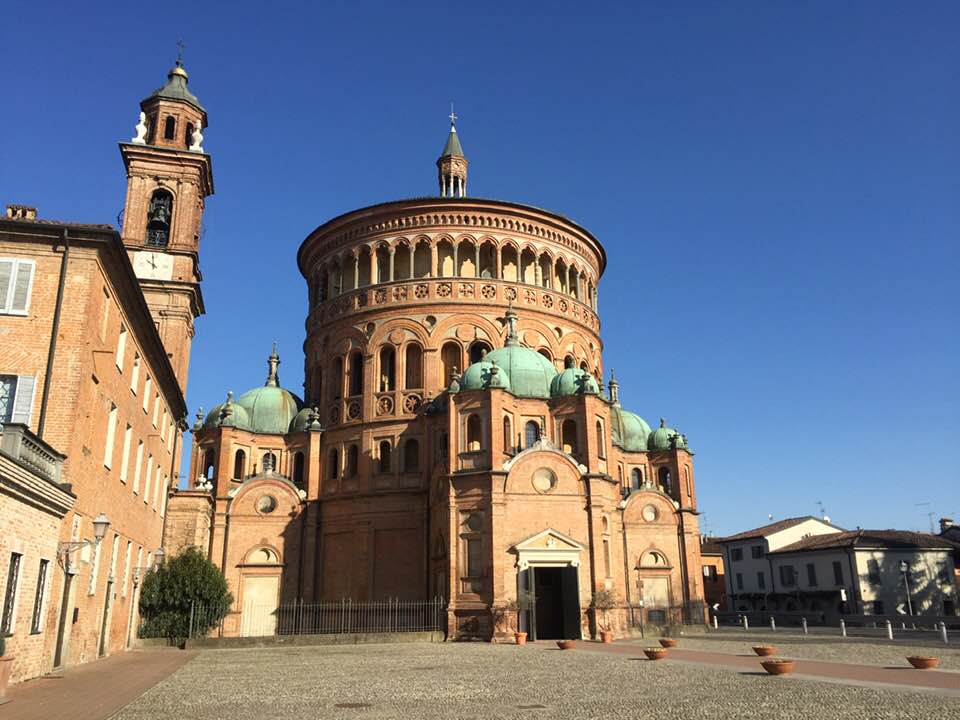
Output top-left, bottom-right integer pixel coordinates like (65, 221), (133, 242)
(664, 631), (960, 670)
(113, 642), (958, 720)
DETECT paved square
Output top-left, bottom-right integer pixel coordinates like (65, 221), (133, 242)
(112, 642), (957, 719)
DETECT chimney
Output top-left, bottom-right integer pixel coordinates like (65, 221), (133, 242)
(940, 518), (955, 534)
(6, 204), (37, 220)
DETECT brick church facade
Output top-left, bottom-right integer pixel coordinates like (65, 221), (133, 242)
(167, 119), (707, 640)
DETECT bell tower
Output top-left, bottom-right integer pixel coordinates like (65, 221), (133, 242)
(119, 57), (214, 393)
(437, 109), (468, 198)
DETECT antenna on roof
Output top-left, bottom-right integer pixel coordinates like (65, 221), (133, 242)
(915, 502), (935, 534)
(815, 500), (827, 520)
(767, 513), (773, 521)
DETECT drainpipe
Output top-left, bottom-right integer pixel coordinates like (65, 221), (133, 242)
(677, 510), (691, 624)
(38, 227), (70, 439)
(584, 477), (598, 638)
(619, 505), (632, 625)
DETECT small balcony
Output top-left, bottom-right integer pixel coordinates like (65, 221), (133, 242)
(0, 423), (66, 484)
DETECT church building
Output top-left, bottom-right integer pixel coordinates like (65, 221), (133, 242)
(166, 115), (706, 640)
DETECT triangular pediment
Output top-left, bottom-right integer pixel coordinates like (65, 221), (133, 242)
(512, 528), (585, 553)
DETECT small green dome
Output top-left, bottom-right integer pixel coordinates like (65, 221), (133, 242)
(460, 360), (511, 392)
(483, 345), (557, 399)
(648, 418), (687, 450)
(610, 406), (652, 452)
(235, 385), (303, 435)
(289, 406), (320, 432)
(550, 367), (600, 397)
(203, 401), (251, 431)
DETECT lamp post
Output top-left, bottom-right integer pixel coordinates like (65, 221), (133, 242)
(58, 512), (110, 572)
(132, 548), (166, 587)
(900, 560), (914, 617)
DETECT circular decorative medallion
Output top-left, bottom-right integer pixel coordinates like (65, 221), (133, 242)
(346, 399), (361, 420)
(414, 284), (429, 299)
(392, 286), (407, 301)
(374, 289), (387, 304)
(642, 504), (658, 522)
(481, 284), (496, 300)
(403, 394), (422, 413)
(542, 294), (554, 308)
(388, 330), (405, 345)
(531, 468), (558, 494)
(256, 495), (278, 514)
(558, 299), (568, 313)
(503, 287), (517, 301)
(376, 396), (394, 415)
(437, 282), (452, 297)
(458, 282), (475, 298)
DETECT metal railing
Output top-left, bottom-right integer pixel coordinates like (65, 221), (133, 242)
(142, 597), (447, 640)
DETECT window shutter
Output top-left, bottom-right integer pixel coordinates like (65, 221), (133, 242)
(10, 261), (34, 313)
(0, 260), (12, 311)
(11, 375), (36, 425)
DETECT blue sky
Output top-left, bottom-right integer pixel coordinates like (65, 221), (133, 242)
(2, 2), (957, 536)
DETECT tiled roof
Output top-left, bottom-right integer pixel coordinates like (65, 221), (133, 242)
(772, 529), (960, 554)
(717, 516), (828, 543)
(0, 216), (115, 231)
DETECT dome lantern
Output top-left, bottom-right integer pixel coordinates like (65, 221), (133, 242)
(437, 107), (468, 198)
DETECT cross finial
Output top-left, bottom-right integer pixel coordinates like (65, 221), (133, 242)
(449, 102), (457, 126)
(176, 39), (186, 64)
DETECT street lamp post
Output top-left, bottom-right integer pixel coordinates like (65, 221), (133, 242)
(900, 560), (914, 618)
(57, 512), (110, 572)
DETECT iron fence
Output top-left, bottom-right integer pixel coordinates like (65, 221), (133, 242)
(141, 598), (447, 640)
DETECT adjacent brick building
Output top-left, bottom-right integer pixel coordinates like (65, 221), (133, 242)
(166, 119), (707, 641)
(0, 59), (212, 683)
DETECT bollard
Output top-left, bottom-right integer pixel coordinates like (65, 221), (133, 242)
(743, 615), (749, 630)
(802, 617), (808, 635)
(713, 614), (718, 630)
(770, 616), (776, 632)
(941, 622), (948, 645)
(886, 620), (893, 640)
(840, 618), (846, 637)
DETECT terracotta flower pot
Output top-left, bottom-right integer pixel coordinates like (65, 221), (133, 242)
(907, 656), (940, 670)
(0, 655), (13, 702)
(752, 645), (777, 657)
(599, 630), (614, 644)
(556, 640), (576, 650)
(643, 647), (668, 660)
(659, 638), (678, 648)
(761, 659), (795, 676)
(514, 632), (527, 646)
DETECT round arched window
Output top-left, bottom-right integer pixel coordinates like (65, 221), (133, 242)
(257, 495), (278, 514)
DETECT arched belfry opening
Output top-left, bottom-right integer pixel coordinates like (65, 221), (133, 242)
(146, 189), (173, 247)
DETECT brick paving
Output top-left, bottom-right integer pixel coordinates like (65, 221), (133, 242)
(1, 648), (195, 720)
(580, 640), (960, 694)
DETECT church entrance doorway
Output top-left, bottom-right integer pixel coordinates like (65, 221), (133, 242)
(529, 566), (579, 640)
(240, 576), (279, 637)
(511, 529), (585, 642)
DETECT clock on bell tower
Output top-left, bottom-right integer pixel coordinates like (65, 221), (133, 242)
(119, 58), (214, 394)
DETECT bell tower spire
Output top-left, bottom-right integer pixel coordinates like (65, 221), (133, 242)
(437, 106), (468, 198)
(119, 56), (214, 394)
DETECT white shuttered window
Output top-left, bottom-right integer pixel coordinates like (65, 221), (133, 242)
(0, 259), (36, 315)
(0, 375), (36, 425)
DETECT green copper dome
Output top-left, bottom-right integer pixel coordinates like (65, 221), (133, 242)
(289, 406), (320, 433)
(550, 366), (600, 397)
(235, 386), (302, 435)
(609, 406), (652, 452)
(648, 418), (687, 450)
(483, 345), (557, 399)
(460, 360), (510, 392)
(203, 399), (252, 431)
(143, 61), (204, 111)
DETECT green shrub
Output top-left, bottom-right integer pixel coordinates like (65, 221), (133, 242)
(138, 546), (232, 640)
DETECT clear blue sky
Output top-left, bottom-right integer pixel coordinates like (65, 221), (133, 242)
(2, 2), (957, 536)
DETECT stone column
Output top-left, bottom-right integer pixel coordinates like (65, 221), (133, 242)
(430, 241), (438, 278)
(353, 255), (359, 290)
(388, 248), (395, 282)
(474, 245), (480, 278)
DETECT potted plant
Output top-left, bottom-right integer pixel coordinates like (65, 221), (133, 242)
(760, 658), (796, 675)
(659, 638), (678, 648)
(592, 589), (616, 643)
(0, 635), (13, 703)
(906, 656), (940, 670)
(643, 646), (668, 660)
(507, 590), (535, 645)
(557, 639), (576, 650)
(752, 644), (777, 656)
